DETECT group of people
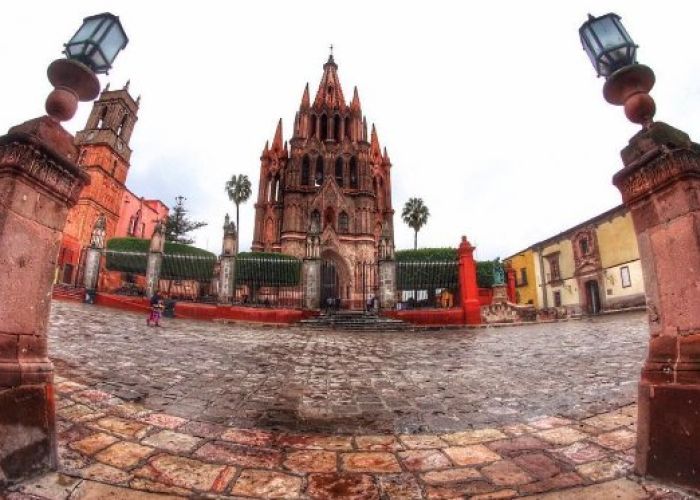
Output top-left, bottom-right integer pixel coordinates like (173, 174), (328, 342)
(325, 296), (342, 314)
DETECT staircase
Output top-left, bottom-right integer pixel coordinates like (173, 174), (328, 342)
(52, 283), (86, 302)
(298, 310), (410, 331)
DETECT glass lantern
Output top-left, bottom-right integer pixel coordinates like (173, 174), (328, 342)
(579, 13), (637, 78)
(64, 13), (128, 74)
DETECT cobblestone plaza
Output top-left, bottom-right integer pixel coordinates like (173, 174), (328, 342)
(7, 302), (696, 498)
(49, 302), (648, 435)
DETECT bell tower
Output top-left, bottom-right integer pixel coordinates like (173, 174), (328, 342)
(59, 82), (140, 284)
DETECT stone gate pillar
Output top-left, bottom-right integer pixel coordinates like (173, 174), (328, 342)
(0, 118), (89, 484)
(82, 214), (106, 301)
(218, 214), (237, 304)
(377, 231), (396, 310)
(145, 221), (165, 298)
(302, 231), (321, 310)
(458, 236), (481, 325)
(506, 264), (517, 303)
(612, 122), (700, 489)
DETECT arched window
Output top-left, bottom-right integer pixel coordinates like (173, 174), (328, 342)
(117, 115), (128, 137)
(310, 210), (321, 232)
(301, 155), (310, 185)
(97, 107), (107, 128)
(266, 175), (274, 202)
(345, 116), (352, 140)
(315, 156), (324, 186)
(333, 114), (341, 141)
(320, 114), (328, 141)
(349, 156), (358, 189)
(310, 115), (317, 138)
(324, 206), (335, 229)
(338, 212), (349, 234)
(275, 175), (282, 201)
(335, 157), (344, 187)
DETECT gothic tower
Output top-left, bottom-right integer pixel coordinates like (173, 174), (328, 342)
(58, 83), (139, 284)
(252, 54), (394, 306)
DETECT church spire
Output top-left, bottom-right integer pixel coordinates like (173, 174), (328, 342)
(370, 124), (381, 156)
(313, 50), (345, 109)
(272, 118), (283, 150)
(351, 86), (361, 112)
(300, 83), (310, 109)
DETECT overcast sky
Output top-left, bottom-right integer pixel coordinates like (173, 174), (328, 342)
(2, 1), (699, 260)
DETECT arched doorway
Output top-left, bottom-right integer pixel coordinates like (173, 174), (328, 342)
(320, 250), (351, 308)
(585, 279), (601, 314)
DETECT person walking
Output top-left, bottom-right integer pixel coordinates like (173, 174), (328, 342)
(147, 291), (164, 327)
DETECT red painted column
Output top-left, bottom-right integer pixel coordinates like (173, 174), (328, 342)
(0, 116), (88, 485)
(612, 122), (700, 490)
(506, 265), (516, 303)
(458, 236), (481, 325)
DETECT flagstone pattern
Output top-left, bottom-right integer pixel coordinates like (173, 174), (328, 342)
(7, 378), (696, 499)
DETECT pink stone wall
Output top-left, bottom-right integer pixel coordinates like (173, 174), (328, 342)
(115, 190), (169, 239)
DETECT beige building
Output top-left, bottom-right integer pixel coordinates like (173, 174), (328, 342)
(506, 205), (646, 315)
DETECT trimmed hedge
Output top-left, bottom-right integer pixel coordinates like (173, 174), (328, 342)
(105, 237), (216, 281)
(235, 252), (301, 287)
(395, 248), (503, 289)
(396, 248), (457, 262)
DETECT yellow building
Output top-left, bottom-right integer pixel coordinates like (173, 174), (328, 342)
(506, 205), (645, 314)
(505, 249), (540, 307)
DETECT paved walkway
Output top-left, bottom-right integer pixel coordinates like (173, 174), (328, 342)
(47, 302), (649, 434)
(7, 378), (694, 499)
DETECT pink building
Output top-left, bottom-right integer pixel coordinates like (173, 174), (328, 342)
(116, 188), (169, 239)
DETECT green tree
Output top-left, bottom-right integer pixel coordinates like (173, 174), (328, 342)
(401, 197), (430, 250)
(224, 174), (252, 251)
(164, 196), (207, 245)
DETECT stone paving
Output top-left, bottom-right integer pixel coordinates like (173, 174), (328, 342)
(47, 301), (650, 434)
(7, 380), (695, 499)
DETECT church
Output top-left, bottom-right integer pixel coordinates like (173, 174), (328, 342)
(251, 53), (395, 306)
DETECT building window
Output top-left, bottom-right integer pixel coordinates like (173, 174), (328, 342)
(349, 156), (358, 189)
(310, 210), (321, 232)
(301, 155), (310, 186)
(518, 268), (528, 286)
(546, 253), (561, 282)
(579, 238), (589, 256)
(553, 290), (562, 307)
(338, 212), (349, 234)
(320, 114), (328, 141)
(315, 156), (324, 186)
(621, 266), (632, 288)
(335, 157), (344, 187)
(333, 114), (341, 141)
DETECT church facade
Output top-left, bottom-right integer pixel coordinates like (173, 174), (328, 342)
(252, 54), (394, 305)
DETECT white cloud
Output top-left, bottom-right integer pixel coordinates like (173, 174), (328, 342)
(2, 1), (698, 260)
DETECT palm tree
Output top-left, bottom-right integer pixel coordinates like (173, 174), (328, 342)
(224, 174), (252, 252)
(401, 197), (430, 250)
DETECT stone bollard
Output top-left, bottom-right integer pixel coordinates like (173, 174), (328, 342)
(0, 117), (89, 485)
(377, 229), (396, 310)
(145, 221), (165, 298)
(82, 214), (106, 302)
(218, 214), (237, 304)
(612, 122), (700, 489)
(302, 230), (321, 310)
(457, 236), (481, 325)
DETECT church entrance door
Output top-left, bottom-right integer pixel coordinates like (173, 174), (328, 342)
(585, 279), (601, 315)
(321, 260), (339, 309)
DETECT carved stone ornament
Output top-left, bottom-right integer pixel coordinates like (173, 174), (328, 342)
(0, 138), (87, 205)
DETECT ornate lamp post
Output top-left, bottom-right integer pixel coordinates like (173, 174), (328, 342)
(0, 14), (127, 486)
(580, 13), (700, 490)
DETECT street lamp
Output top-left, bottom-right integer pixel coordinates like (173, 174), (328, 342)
(64, 13), (129, 74)
(579, 13), (655, 127)
(45, 13), (128, 122)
